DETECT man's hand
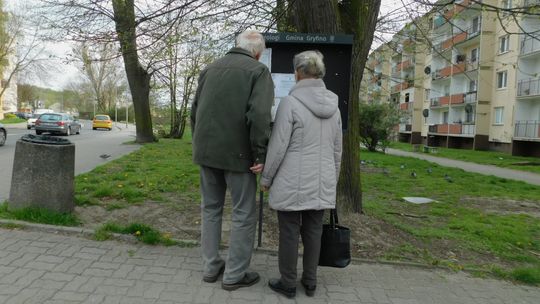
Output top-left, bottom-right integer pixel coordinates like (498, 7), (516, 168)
(250, 163), (264, 174)
(260, 185), (269, 192)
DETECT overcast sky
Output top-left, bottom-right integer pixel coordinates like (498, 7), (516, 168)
(6, 0), (404, 90)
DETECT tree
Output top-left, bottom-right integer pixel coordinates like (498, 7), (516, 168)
(72, 42), (126, 114)
(0, 3), (52, 115)
(359, 103), (402, 152)
(40, 0), (269, 143)
(280, 0), (381, 213)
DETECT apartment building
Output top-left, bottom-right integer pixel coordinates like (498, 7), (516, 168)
(362, 0), (540, 157)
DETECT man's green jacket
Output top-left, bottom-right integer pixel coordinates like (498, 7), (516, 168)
(191, 47), (274, 172)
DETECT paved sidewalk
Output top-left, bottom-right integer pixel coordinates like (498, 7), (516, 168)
(0, 229), (538, 304)
(386, 148), (540, 186)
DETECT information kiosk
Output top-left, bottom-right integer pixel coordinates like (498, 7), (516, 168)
(259, 32), (353, 130)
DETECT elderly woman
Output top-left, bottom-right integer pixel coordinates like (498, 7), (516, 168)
(260, 50), (342, 298)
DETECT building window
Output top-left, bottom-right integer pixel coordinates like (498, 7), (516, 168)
(466, 109), (474, 123)
(494, 107), (504, 124)
(470, 48), (478, 62)
(499, 35), (510, 54)
(497, 71), (508, 89)
(472, 16), (481, 33)
(501, 0), (512, 16)
(469, 80), (477, 92)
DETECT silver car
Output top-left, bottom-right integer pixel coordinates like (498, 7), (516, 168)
(0, 123), (6, 146)
(35, 113), (82, 136)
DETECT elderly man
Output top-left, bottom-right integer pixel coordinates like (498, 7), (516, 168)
(190, 30), (274, 291)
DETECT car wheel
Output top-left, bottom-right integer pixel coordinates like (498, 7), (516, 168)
(108, 128), (112, 131)
(27, 126), (31, 130)
(0, 130), (6, 146)
(36, 130), (42, 135)
(92, 127), (96, 130)
(76, 127), (80, 135)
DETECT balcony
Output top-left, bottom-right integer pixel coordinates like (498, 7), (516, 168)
(517, 78), (540, 98)
(524, 0), (540, 7)
(399, 101), (414, 111)
(391, 80), (414, 93)
(433, 15), (447, 29)
(466, 60), (479, 71)
(515, 120), (540, 139)
(520, 35), (540, 56)
(428, 124), (462, 134)
(464, 91), (477, 103)
(399, 124), (412, 132)
(429, 123), (475, 135)
(450, 93), (465, 105)
(430, 93), (467, 107)
(432, 62), (466, 80)
(430, 96), (449, 107)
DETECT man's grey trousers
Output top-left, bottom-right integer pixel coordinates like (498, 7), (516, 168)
(199, 166), (257, 284)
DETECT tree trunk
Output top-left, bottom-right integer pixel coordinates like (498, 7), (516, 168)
(112, 0), (155, 143)
(284, 0), (380, 213)
(337, 0), (381, 213)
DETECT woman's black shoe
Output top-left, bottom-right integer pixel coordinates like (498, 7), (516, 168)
(301, 280), (316, 297)
(268, 279), (296, 298)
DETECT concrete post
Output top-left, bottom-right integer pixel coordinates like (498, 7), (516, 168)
(9, 137), (75, 213)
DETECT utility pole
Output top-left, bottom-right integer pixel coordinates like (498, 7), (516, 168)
(115, 103), (118, 126)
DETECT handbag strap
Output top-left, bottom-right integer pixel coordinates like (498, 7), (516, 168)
(330, 208), (339, 228)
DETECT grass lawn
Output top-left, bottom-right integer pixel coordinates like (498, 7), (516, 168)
(360, 149), (540, 284)
(389, 141), (540, 174)
(0, 117), (26, 124)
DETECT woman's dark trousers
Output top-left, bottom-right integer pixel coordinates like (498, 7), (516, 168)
(277, 210), (324, 288)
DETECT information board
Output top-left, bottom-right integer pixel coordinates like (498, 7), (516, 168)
(259, 32), (353, 130)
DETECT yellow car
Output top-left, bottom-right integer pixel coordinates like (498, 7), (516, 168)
(92, 115), (113, 131)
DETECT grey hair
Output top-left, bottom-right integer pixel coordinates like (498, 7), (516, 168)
(236, 30), (265, 57)
(293, 50), (325, 79)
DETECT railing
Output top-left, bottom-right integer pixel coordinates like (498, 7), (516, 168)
(517, 78), (540, 97)
(428, 123), (475, 135)
(515, 120), (540, 139)
(464, 91), (477, 103)
(467, 60), (479, 71)
(466, 25), (481, 40)
(391, 80), (414, 93)
(520, 34), (540, 56)
(462, 124), (476, 135)
(399, 101), (414, 111)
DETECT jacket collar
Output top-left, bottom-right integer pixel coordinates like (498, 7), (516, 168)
(290, 78), (326, 93)
(227, 47), (255, 59)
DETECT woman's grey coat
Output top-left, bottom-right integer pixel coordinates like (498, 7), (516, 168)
(260, 78), (342, 211)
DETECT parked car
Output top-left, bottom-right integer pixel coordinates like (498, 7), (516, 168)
(92, 114), (113, 131)
(27, 113), (41, 129)
(0, 123), (6, 146)
(35, 113), (82, 136)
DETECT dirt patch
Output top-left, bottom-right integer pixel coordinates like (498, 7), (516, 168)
(461, 197), (540, 218)
(76, 195), (505, 268)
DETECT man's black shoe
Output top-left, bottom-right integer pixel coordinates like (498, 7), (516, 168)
(202, 264), (225, 283)
(222, 272), (260, 291)
(268, 278), (296, 298)
(301, 280), (316, 297)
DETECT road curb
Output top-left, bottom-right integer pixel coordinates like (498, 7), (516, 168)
(0, 218), (492, 275)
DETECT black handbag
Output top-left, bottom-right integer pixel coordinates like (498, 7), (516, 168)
(318, 208), (351, 268)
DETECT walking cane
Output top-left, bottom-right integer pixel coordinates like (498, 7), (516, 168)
(257, 188), (263, 248)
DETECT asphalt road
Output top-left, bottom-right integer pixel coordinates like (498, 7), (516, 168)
(0, 121), (141, 203)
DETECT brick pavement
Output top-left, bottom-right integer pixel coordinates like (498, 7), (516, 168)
(0, 228), (538, 304)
